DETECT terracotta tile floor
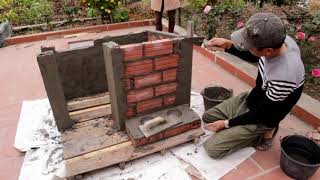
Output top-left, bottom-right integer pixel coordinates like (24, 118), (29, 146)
(0, 26), (318, 179)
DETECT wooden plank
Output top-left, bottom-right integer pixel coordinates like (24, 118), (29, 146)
(67, 92), (110, 111)
(63, 131), (129, 159)
(103, 42), (127, 130)
(69, 104), (111, 122)
(64, 128), (204, 177)
(71, 117), (107, 129)
(62, 117), (113, 142)
(37, 51), (73, 131)
(62, 117), (129, 159)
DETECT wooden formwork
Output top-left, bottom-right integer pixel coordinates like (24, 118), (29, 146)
(62, 92), (204, 177)
(37, 31), (204, 177)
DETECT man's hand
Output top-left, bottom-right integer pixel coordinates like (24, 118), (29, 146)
(207, 38), (233, 49)
(205, 120), (226, 132)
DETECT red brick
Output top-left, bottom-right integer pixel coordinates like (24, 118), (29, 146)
(163, 95), (176, 106)
(155, 54), (179, 70)
(134, 72), (162, 88)
(292, 106), (320, 128)
(125, 60), (153, 76)
(127, 88), (154, 103)
(128, 21), (144, 27)
(121, 44), (143, 61)
(136, 98), (162, 113)
(216, 56), (238, 76)
(4, 21), (144, 45)
(163, 68), (177, 82)
(108, 22), (130, 30)
(143, 19), (156, 26)
(193, 45), (216, 61)
(126, 107), (135, 117)
(124, 78), (133, 90)
(144, 39), (173, 57)
(155, 83), (178, 96)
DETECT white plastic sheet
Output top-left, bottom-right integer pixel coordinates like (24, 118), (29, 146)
(15, 92), (255, 180)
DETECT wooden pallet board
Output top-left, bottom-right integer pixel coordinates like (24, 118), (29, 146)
(69, 104), (112, 122)
(62, 93), (126, 159)
(67, 92), (110, 111)
(64, 127), (204, 177)
(62, 117), (129, 159)
(67, 92), (111, 123)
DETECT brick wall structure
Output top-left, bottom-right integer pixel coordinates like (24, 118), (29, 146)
(121, 39), (180, 117)
(103, 31), (203, 146)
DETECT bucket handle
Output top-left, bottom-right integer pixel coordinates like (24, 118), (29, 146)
(200, 84), (233, 102)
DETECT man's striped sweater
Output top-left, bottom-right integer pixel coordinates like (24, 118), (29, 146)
(225, 36), (305, 128)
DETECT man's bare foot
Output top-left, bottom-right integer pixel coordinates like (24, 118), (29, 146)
(256, 128), (277, 151)
(256, 139), (273, 151)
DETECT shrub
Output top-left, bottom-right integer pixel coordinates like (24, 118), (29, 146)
(188, 0), (207, 10)
(0, 0), (54, 25)
(83, 0), (122, 21)
(204, 0), (245, 39)
(112, 7), (129, 23)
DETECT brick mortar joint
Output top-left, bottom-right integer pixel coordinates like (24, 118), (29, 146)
(125, 81), (178, 97)
(128, 92), (176, 104)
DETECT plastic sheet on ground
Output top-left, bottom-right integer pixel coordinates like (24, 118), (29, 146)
(15, 92), (255, 180)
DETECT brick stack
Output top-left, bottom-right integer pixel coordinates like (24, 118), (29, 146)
(120, 39), (180, 118)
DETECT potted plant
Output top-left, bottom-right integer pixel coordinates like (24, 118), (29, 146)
(0, 19), (12, 47)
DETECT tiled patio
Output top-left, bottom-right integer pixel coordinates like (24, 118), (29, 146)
(0, 26), (319, 180)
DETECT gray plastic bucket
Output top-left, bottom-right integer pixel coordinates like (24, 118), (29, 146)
(280, 135), (320, 180)
(200, 85), (233, 111)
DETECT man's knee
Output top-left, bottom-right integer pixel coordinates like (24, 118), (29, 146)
(203, 140), (228, 159)
(202, 113), (211, 123)
(202, 112), (218, 123)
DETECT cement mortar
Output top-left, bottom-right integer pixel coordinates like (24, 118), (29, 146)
(125, 104), (200, 139)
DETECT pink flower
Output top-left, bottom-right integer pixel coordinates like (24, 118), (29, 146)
(296, 32), (305, 41)
(308, 36), (316, 42)
(311, 69), (320, 77)
(237, 21), (245, 29)
(203, 5), (212, 14)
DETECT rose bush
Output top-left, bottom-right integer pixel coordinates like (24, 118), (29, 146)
(296, 31), (306, 41)
(312, 69), (320, 78)
(237, 20), (245, 29)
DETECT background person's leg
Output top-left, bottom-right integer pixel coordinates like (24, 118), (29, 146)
(168, 9), (176, 33)
(155, 11), (162, 31)
(155, 0), (164, 31)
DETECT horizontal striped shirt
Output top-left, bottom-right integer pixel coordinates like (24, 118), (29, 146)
(226, 36), (305, 127)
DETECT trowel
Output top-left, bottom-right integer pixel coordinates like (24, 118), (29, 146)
(202, 39), (225, 51)
(139, 110), (183, 138)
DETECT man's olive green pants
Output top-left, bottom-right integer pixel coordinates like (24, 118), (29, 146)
(202, 92), (274, 159)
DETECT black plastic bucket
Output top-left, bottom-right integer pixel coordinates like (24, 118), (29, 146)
(280, 135), (320, 180)
(200, 85), (233, 111)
